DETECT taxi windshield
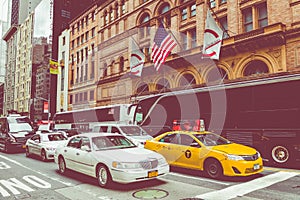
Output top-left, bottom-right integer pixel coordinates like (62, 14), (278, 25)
(9, 123), (33, 133)
(194, 133), (231, 146)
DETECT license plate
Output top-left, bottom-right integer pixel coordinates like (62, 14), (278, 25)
(148, 170), (158, 178)
(253, 164), (260, 170)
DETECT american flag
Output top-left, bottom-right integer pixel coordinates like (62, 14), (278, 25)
(151, 22), (177, 71)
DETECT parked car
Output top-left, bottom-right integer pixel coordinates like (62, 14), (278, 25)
(92, 123), (153, 147)
(144, 130), (263, 179)
(25, 132), (67, 161)
(54, 132), (169, 188)
(0, 114), (34, 153)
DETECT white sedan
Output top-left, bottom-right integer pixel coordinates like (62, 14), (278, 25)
(25, 132), (67, 161)
(54, 132), (170, 188)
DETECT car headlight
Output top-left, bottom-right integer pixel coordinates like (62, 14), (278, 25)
(112, 161), (141, 169)
(158, 157), (167, 165)
(226, 154), (245, 161)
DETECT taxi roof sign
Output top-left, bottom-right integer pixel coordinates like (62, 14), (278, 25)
(172, 119), (205, 132)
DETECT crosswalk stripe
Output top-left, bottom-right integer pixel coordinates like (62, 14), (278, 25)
(195, 171), (298, 200)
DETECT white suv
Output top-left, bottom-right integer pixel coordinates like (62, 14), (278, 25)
(92, 123), (153, 147)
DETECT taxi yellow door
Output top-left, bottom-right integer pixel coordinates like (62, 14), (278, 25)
(154, 133), (180, 164)
(172, 133), (203, 170)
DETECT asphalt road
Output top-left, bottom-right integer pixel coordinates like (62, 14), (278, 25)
(0, 152), (299, 200)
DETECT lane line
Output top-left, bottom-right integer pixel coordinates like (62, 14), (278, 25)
(0, 154), (74, 186)
(166, 172), (230, 186)
(194, 171), (298, 200)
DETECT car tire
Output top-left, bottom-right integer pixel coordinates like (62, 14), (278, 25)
(205, 159), (223, 179)
(58, 157), (67, 174)
(270, 144), (290, 166)
(97, 164), (112, 188)
(41, 149), (47, 161)
(25, 147), (31, 157)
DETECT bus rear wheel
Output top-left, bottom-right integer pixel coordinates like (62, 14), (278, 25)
(270, 145), (290, 165)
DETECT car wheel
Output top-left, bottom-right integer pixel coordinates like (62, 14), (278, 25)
(97, 164), (112, 188)
(41, 149), (47, 161)
(58, 157), (67, 174)
(25, 147), (31, 157)
(205, 159), (223, 179)
(270, 144), (290, 165)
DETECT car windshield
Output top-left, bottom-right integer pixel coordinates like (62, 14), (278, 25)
(41, 134), (66, 142)
(9, 123), (33, 133)
(92, 135), (136, 150)
(8, 117), (31, 124)
(120, 126), (148, 136)
(194, 133), (231, 146)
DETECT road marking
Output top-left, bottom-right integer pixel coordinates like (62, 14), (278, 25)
(195, 171), (298, 200)
(166, 172), (230, 186)
(0, 154), (73, 187)
(264, 166), (300, 174)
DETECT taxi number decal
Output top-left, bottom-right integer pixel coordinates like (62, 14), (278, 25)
(185, 150), (192, 158)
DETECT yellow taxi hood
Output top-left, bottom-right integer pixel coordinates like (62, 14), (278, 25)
(211, 143), (257, 155)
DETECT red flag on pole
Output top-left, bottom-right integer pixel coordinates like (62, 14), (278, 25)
(202, 10), (223, 60)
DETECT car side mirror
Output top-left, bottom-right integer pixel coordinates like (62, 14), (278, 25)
(190, 142), (201, 148)
(81, 145), (91, 152)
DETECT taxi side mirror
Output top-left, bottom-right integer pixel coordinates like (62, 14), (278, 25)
(190, 142), (201, 148)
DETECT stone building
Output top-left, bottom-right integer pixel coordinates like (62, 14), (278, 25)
(66, 0), (300, 110)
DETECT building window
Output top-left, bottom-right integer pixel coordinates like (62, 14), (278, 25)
(182, 32), (188, 50)
(243, 60), (269, 76)
(85, 31), (89, 41)
(243, 8), (253, 32)
(139, 13), (150, 38)
(219, 16), (229, 38)
(84, 92), (87, 101)
(179, 73), (196, 86)
(119, 57), (124, 72)
(91, 60), (95, 79)
(206, 67), (228, 83)
(190, 28), (197, 48)
(91, 27), (95, 37)
(86, 15), (89, 26)
(181, 8), (187, 21)
(258, 3), (268, 28)
(209, 0), (216, 8)
(158, 3), (171, 28)
(90, 90), (94, 100)
(190, 4), (196, 17)
(77, 37), (80, 46)
(243, 2), (268, 33)
(62, 37), (66, 45)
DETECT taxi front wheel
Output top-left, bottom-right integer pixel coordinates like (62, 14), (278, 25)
(205, 159), (223, 179)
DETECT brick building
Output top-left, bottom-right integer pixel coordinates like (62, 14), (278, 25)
(66, 0), (300, 110)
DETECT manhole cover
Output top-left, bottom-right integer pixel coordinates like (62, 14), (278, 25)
(132, 189), (168, 199)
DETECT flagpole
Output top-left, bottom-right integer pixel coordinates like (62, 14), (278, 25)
(206, 1), (230, 37)
(159, 19), (184, 50)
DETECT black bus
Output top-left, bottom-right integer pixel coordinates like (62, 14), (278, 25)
(134, 73), (300, 167)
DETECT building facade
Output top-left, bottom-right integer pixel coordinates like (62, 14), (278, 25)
(57, 29), (70, 113)
(64, 0), (300, 110)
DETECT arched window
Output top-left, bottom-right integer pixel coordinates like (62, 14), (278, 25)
(156, 78), (170, 91)
(119, 56), (124, 72)
(158, 3), (171, 28)
(243, 60), (269, 76)
(179, 73), (196, 87)
(136, 82), (149, 94)
(139, 13), (150, 38)
(206, 67), (228, 83)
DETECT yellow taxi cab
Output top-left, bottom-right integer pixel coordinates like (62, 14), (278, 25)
(144, 128), (263, 179)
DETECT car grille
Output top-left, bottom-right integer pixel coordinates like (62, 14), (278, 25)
(242, 152), (259, 161)
(140, 158), (158, 169)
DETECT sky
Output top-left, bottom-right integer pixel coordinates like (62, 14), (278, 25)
(33, 0), (52, 39)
